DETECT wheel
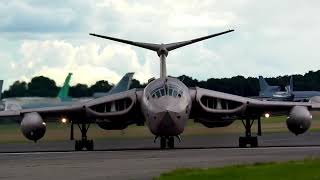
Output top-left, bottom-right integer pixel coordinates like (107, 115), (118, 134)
(250, 137), (258, 148)
(239, 137), (246, 148)
(75, 140), (82, 151)
(86, 140), (94, 151)
(167, 136), (175, 149)
(160, 137), (166, 149)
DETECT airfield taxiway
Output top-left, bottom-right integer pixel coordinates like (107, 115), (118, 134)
(0, 132), (320, 180)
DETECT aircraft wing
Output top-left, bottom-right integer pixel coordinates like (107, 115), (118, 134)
(0, 89), (144, 125)
(190, 87), (318, 121)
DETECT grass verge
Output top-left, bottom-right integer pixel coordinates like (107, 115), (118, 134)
(153, 158), (320, 180)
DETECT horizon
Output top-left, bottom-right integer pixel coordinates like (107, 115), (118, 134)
(2, 69), (319, 92)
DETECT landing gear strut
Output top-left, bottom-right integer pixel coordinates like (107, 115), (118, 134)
(71, 122), (94, 151)
(159, 136), (175, 149)
(239, 117), (261, 148)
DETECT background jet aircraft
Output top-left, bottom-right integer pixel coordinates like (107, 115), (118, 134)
(0, 30), (319, 151)
(5, 72), (134, 111)
(4, 73), (74, 111)
(0, 80), (4, 111)
(93, 72), (134, 98)
(259, 76), (320, 101)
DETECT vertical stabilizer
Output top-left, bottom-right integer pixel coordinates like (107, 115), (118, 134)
(93, 72), (134, 98)
(259, 76), (270, 92)
(289, 76), (293, 92)
(258, 76), (280, 97)
(57, 73), (72, 101)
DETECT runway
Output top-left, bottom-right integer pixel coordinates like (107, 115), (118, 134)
(0, 132), (320, 180)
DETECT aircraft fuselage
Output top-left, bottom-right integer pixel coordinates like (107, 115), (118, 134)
(141, 77), (191, 136)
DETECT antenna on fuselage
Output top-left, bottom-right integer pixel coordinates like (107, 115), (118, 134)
(90, 30), (234, 78)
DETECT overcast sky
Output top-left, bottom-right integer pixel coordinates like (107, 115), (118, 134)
(1, 0), (320, 89)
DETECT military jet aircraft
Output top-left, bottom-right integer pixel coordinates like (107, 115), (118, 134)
(259, 76), (320, 101)
(1, 30), (319, 151)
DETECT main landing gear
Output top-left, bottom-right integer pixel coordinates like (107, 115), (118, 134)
(155, 136), (181, 149)
(70, 122), (94, 151)
(239, 117), (262, 148)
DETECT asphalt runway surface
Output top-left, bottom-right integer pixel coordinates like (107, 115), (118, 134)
(0, 132), (320, 180)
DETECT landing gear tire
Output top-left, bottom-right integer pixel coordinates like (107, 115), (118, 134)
(250, 137), (258, 148)
(75, 140), (82, 151)
(74, 139), (94, 151)
(160, 137), (166, 149)
(167, 136), (174, 149)
(86, 140), (94, 151)
(239, 137), (246, 148)
(239, 136), (258, 148)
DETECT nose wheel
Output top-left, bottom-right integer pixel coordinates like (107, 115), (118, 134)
(159, 136), (175, 149)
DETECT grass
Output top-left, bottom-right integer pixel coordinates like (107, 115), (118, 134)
(153, 158), (320, 180)
(1, 114), (320, 143)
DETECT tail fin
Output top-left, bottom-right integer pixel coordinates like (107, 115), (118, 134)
(57, 73), (72, 101)
(0, 80), (3, 99)
(289, 76), (293, 92)
(258, 76), (270, 92)
(93, 72), (134, 98)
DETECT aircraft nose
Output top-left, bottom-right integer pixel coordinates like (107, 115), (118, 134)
(154, 110), (184, 136)
(159, 111), (175, 129)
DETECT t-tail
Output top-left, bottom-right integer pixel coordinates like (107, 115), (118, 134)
(57, 73), (73, 101)
(93, 72), (134, 98)
(90, 30), (234, 78)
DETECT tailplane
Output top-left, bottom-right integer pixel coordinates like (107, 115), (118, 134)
(57, 73), (72, 101)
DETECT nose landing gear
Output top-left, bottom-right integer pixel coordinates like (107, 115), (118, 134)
(156, 136), (180, 149)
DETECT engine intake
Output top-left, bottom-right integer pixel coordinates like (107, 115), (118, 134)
(21, 112), (46, 142)
(286, 106), (312, 135)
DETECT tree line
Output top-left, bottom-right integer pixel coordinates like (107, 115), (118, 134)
(3, 70), (320, 98)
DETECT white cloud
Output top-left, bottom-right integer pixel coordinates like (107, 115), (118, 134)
(1, 0), (320, 90)
(13, 40), (155, 87)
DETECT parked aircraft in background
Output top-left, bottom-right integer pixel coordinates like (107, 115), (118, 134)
(93, 72), (134, 98)
(0, 80), (4, 111)
(1, 30), (319, 151)
(259, 76), (320, 101)
(4, 73), (73, 111)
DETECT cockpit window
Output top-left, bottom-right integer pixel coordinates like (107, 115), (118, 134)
(150, 85), (183, 99)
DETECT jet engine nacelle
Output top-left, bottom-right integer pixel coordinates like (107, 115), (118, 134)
(21, 112), (46, 142)
(309, 96), (320, 103)
(286, 106), (312, 135)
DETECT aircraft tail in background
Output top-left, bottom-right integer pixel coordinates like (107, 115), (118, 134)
(57, 73), (73, 101)
(93, 72), (134, 98)
(258, 76), (280, 97)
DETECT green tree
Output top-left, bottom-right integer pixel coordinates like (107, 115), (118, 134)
(3, 81), (28, 97)
(70, 83), (90, 97)
(90, 80), (113, 94)
(28, 76), (58, 97)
